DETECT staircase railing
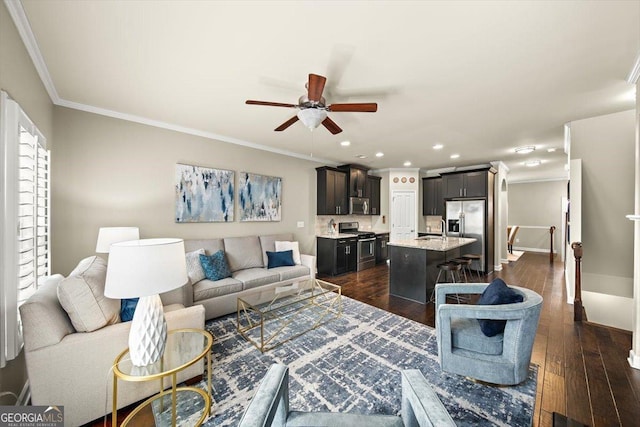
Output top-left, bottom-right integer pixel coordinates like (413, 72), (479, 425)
(549, 226), (556, 263)
(571, 242), (583, 321)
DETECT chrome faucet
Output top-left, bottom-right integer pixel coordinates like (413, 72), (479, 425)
(441, 219), (447, 241)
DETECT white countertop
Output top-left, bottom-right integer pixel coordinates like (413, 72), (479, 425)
(387, 237), (477, 252)
(316, 233), (358, 240)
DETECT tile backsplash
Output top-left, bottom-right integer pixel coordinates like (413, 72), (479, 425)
(425, 215), (444, 234)
(315, 215), (374, 235)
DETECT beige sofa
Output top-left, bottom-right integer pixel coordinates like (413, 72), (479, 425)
(164, 233), (316, 320)
(20, 260), (205, 427)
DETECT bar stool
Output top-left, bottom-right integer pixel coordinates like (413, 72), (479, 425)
(429, 262), (462, 303)
(450, 257), (472, 282)
(462, 254), (482, 280)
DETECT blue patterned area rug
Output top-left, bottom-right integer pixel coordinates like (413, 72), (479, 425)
(195, 296), (537, 426)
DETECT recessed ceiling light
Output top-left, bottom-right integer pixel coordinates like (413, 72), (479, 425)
(547, 148), (556, 153)
(450, 154), (460, 159)
(433, 144), (444, 150)
(340, 141), (351, 146)
(403, 161), (411, 167)
(524, 160), (541, 167)
(515, 145), (536, 154)
(356, 154), (367, 159)
(375, 152), (384, 157)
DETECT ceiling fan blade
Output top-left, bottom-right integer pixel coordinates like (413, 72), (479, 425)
(307, 74), (327, 102)
(321, 117), (343, 135)
(246, 100), (298, 108)
(328, 103), (378, 112)
(275, 116), (299, 131)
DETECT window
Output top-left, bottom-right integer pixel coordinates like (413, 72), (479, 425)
(1, 91), (50, 368)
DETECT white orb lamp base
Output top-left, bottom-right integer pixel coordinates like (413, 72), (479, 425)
(128, 294), (167, 367)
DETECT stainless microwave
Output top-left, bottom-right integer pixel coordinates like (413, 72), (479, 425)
(349, 197), (370, 215)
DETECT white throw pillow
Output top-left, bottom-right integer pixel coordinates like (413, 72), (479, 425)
(275, 241), (301, 265)
(185, 248), (206, 284)
(57, 256), (120, 332)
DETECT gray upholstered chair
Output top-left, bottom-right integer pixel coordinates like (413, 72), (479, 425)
(238, 364), (456, 427)
(435, 283), (542, 385)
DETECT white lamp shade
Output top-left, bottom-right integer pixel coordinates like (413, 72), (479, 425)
(95, 227), (140, 253)
(104, 238), (188, 299)
(297, 108), (327, 129)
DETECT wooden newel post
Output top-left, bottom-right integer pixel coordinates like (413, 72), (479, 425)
(549, 226), (556, 263)
(571, 242), (583, 321)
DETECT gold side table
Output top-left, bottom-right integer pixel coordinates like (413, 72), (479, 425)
(112, 328), (213, 426)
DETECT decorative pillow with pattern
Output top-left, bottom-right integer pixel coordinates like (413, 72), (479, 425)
(185, 248), (206, 284)
(275, 241), (301, 265)
(199, 250), (231, 281)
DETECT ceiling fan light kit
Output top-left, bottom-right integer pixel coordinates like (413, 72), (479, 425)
(246, 73), (377, 135)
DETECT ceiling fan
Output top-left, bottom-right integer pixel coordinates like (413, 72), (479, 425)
(245, 73), (377, 135)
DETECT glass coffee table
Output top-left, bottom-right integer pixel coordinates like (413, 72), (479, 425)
(237, 278), (342, 352)
(112, 328), (213, 426)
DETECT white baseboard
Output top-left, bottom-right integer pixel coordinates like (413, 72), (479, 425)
(494, 264), (503, 271)
(500, 258), (509, 264)
(629, 350), (640, 370)
(513, 246), (557, 254)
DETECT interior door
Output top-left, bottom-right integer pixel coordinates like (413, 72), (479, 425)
(391, 190), (416, 241)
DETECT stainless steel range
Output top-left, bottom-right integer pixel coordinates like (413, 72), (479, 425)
(338, 222), (376, 271)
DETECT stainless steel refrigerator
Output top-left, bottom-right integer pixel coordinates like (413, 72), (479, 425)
(446, 200), (486, 272)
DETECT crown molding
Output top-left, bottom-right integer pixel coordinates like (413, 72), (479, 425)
(507, 176), (569, 184)
(4, 0), (59, 103)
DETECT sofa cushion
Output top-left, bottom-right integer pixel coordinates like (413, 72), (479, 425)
(56, 256), (121, 332)
(267, 250), (295, 269)
(185, 248), (206, 284)
(193, 278), (243, 301)
(184, 238), (224, 255)
(200, 251), (232, 281)
(225, 236), (264, 272)
(451, 317), (504, 356)
(476, 278), (524, 337)
(259, 234), (294, 266)
(233, 268), (281, 290)
(275, 241), (301, 265)
(268, 265), (311, 281)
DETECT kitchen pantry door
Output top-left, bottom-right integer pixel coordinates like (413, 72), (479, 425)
(391, 190), (416, 241)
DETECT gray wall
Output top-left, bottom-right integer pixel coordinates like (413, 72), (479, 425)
(570, 109), (635, 296)
(52, 107), (320, 274)
(508, 180), (567, 254)
(0, 0), (54, 403)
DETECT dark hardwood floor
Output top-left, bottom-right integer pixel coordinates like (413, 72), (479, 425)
(91, 252), (639, 427)
(321, 252), (640, 427)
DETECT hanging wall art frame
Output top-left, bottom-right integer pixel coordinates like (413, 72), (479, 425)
(238, 172), (282, 222)
(175, 163), (234, 222)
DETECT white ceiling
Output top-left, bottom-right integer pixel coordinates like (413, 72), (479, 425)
(16, 0), (640, 182)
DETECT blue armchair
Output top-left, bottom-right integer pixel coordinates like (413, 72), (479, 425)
(238, 364), (456, 427)
(436, 283), (542, 385)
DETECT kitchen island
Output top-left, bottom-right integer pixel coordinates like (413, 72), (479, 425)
(388, 237), (476, 304)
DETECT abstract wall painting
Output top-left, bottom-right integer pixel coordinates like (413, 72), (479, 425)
(175, 163), (234, 222)
(238, 172), (282, 222)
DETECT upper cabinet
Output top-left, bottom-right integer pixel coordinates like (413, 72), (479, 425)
(367, 176), (382, 215)
(339, 164), (369, 198)
(316, 167), (348, 215)
(442, 169), (491, 199)
(422, 177), (443, 216)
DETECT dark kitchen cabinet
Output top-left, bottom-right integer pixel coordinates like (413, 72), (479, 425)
(366, 176), (382, 215)
(338, 164), (369, 198)
(422, 177), (442, 216)
(376, 233), (389, 263)
(442, 170), (489, 199)
(316, 167), (348, 215)
(317, 237), (358, 276)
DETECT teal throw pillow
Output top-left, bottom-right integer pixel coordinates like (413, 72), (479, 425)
(120, 298), (139, 322)
(267, 250), (295, 269)
(199, 250), (231, 281)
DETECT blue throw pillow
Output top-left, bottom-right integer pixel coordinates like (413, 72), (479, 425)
(267, 250), (295, 269)
(200, 250), (231, 281)
(477, 278), (524, 337)
(120, 298), (139, 322)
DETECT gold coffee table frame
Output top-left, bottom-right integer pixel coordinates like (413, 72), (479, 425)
(112, 328), (213, 427)
(236, 278), (342, 352)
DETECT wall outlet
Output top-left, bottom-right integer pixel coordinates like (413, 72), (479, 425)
(297, 221), (304, 228)
(516, 238), (520, 243)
